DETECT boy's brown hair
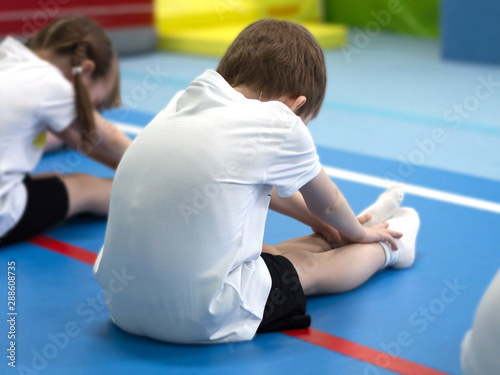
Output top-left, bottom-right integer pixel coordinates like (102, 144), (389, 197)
(217, 19), (326, 120)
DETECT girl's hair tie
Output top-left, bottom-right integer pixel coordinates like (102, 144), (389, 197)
(72, 66), (83, 75)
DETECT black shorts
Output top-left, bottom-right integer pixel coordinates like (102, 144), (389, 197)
(257, 253), (311, 333)
(0, 175), (69, 247)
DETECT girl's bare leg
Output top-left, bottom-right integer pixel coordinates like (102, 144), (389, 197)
(33, 173), (112, 217)
(60, 174), (112, 217)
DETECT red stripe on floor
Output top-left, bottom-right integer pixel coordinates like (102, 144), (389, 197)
(284, 328), (449, 375)
(28, 235), (98, 266)
(29, 236), (449, 374)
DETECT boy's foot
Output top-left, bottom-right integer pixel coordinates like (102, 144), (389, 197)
(380, 207), (420, 269)
(360, 185), (405, 227)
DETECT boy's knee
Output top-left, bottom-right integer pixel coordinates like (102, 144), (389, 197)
(311, 233), (334, 251)
(262, 244), (281, 256)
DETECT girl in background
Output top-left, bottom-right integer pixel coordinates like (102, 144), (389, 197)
(0, 16), (131, 246)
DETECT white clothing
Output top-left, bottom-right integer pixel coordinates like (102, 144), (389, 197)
(94, 70), (321, 343)
(0, 37), (75, 236)
(461, 269), (500, 375)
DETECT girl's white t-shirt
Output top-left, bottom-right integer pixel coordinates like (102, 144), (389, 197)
(0, 37), (75, 236)
(94, 70), (321, 344)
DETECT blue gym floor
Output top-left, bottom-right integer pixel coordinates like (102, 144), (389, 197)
(2, 32), (500, 375)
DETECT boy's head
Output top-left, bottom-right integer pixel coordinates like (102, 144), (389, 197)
(217, 19), (326, 122)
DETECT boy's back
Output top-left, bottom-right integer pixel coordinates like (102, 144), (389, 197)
(94, 19), (416, 347)
(94, 70), (321, 343)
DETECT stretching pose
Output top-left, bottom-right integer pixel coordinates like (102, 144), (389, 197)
(0, 16), (131, 246)
(94, 19), (420, 343)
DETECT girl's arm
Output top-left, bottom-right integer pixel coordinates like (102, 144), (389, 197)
(55, 110), (131, 169)
(44, 130), (65, 153)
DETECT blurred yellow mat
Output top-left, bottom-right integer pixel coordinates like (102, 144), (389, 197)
(155, 0), (347, 56)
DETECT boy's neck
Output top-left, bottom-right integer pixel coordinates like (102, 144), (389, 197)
(232, 84), (310, 125)
(232, 84), (261, 100)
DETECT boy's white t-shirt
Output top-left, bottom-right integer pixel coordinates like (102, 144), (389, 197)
(94, 70), (321, 343)
(0, 37), (75, 236)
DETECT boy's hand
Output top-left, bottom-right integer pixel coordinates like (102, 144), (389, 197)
(356, 213), (372, 226)
(360, 223), (402, 250)
(312, 214), (374, 247)
(312, 224), (342, 245)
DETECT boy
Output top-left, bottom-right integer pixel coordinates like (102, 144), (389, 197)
(94, 19), (419, 344)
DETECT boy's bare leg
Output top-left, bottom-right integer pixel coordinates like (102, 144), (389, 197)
(263, 208), (419, 296)
(273, 234), (333, 254)
(270, 185), (406, 256)
(265, 242), (386, 296)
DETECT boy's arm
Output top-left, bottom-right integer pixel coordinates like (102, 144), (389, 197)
(55, 110), (131, 170)
(299, 169), (401, 249)
(270, 187), (342, 244)
(270, 187), (373, 245)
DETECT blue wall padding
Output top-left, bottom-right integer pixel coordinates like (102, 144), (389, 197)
(441, 0), (500, 65)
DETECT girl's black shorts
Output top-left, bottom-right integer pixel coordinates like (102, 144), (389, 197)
(0, 175), (69, 247)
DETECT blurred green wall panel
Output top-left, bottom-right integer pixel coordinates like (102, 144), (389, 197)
(324, 0), (439, 38)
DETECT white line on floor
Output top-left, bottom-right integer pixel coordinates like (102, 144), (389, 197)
(322, 166), (500, 214)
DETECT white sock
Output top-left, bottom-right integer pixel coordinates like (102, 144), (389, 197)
(360, 185), (404, 227)
(379, 207), (420, 269)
